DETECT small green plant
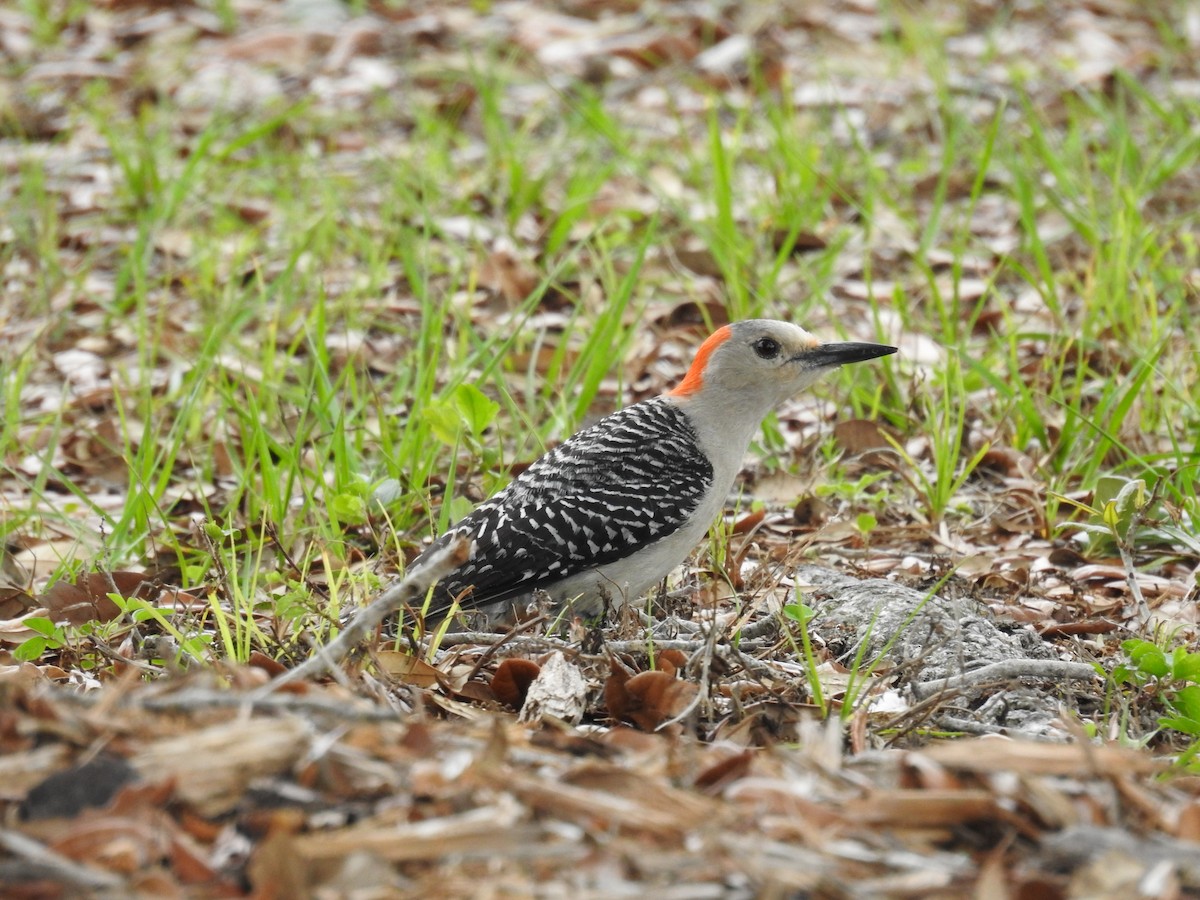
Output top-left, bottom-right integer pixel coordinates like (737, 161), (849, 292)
(110, 593), (214, 665)
(884, 354), (990, 522)
(781, 587), (889, 723)
(423, 382), (503, 530)
(13, 618), (70, 663)
(1059, 474), (1200, 558)
(816, 470), (893, 508)
(783, 569), (954, 723)
(424, 382), (501, 454)
(854, 512), (878, 546)
(1112, 638), (1200, 738)
(1056, 474), (1200, 627)
(1062, 474), (1150, 556)
(781, 598), (825, 713)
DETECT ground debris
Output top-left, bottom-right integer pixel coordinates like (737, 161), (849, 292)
(2, 0), (1198, 894)
(0, 671), (1195, 897)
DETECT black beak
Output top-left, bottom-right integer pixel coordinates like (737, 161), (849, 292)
(795, 341), (898, 368)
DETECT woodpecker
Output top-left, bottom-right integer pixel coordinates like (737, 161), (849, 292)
(408, 319), (896, 625)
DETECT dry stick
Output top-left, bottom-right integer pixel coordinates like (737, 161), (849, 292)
(659, 609), (726, 730)
(53, 687), (402, 721)
(253, 537), (471, 696)
(437, 630), (555, 647)
(463, 615), (552, 682)
(1118, 539), (1153, 629)
(0, 828), (123, 890)
(438, 632), (777, 656)
(910, 659), (1100, 700)
(936, 716), (1009, 737)
(607, 637), (773, 655)
(735, 614), (780, 641)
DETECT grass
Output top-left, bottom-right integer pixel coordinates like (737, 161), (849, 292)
(1, 3), (1198, 749)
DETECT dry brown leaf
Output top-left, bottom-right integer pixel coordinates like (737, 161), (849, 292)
(978, 445), (1037, 479)
(0, 611), (50, 645)
(673, 238), (724, 278)
(606, 669), (698, 731)
(845, 788), (1002, 827)
(247, 650), (287, 678)
(477, 243), (540, 306)
(919, 739), (1163, 777)
(769, 227), (827, 255)
(0, 585), (33, 618)
(48, 815), (167, 874)
(132, 718), (308, 817)
(731, 507), (766, 536)
(490, 657), (541, 709)
(1176, 802), (1200, 843)
(500, 767), (698, 836)
(792, 494), (830, 528)
(833, 418), (894, 454)
(39, 571), (152, 626)
(655, 648), (689, 677)
(374, 650), (440, 688)
(692, 749), (754, 793)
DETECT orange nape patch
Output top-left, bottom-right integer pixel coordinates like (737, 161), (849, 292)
(666, 325), (733, 398)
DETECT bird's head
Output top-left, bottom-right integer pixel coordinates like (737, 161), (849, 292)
(667, 319), (897, 410)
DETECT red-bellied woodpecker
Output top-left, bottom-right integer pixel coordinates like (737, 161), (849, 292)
(408, 319), (896, 625)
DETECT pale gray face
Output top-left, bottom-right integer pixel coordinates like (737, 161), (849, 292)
(696, 320), (897, 402)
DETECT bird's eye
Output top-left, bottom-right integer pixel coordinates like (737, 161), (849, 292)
(753, 337), (781, 359)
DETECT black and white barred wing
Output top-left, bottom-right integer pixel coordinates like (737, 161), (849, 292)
(415, 397), (713, 611)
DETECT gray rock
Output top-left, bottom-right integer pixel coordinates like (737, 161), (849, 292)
(794, 565), (1078, 738)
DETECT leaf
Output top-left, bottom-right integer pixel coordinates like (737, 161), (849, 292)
(856, 513), (878, 535)
(832, 419), (893, 454)
(1101, 499), (1121, 533)
(452, 383), (499, 438)
(490, 658), (541, 708)
(654, 648), (688, 676)
(1093, 476), (1147, 541)
(1172, 651), (1200, 684)
(446, 495), (476, 524)
(375, 651), (441, 688)
(13, 636), (50, 661)
(1158, 714), (1200, 736)
(1094, 474), (1132, 509)
(1113, 477), (1147, 515)
(605, 669), (698, 731)
(328, 491), (366, 523)
(40, 571), (150, 626)
(1169, 685), (1200, 722)
(422, 397), (462, 445)
(22, 616), (61, 637)
(782, 603), (815, 625)
(1123, 640), (1168, 678)
(1158, 525), (1200, 556)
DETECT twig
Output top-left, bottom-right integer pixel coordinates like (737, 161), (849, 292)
(465, 616), (555, 681)
(51, 685), (407, 721)
(1118, 540), (1153, 629)
(254, 537), (470, 694)
(935, 715), (1010, 737)
(720, 641), (790, 682)
(604, 637), (773, 655)
(659, 610), (724, 730)
(735, 614), (780, 641)
(435, 630), (564, 648)
(910, 660), (1100, 700)
(0, 829), (123, 889)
